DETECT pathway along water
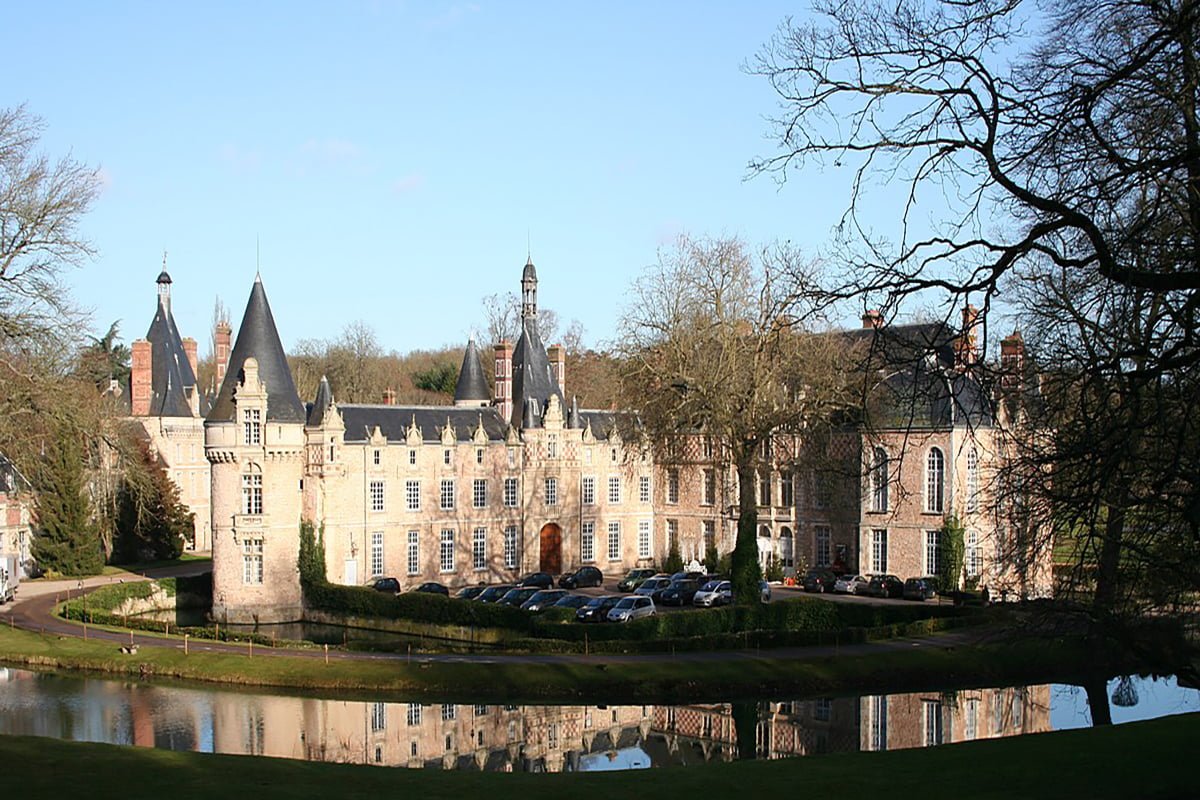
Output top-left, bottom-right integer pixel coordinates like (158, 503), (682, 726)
(0, 667), (1195, 772)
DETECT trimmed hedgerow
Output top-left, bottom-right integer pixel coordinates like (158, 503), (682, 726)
(303, 581), (534, 632)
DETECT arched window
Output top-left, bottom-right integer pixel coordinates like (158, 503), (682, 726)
(926, 448), (945, 513)
(870, 447), (889, 512)
(966, 447), (979, 513)
(241, 463), (263, 516)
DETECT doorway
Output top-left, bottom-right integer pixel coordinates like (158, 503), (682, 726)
(539, 523), (562, 574)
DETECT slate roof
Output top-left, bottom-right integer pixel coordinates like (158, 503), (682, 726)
(143, 294), (198, 418)
(207, 277), (306, 424)
(332, 405), (511, 443)
(0, 452), (31, 495)
(453, 339), (491, 403)
(307, 376), (334, 427)
(510, 316), (563, 428)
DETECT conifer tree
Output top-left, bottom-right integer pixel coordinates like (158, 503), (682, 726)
(32, 431), (103, 576)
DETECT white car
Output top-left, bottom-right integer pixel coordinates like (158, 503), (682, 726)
(607, 595), (656, 622)
(634, 577), (673, 598)
(834, 574), (868, 595)
(693, 580), (732, 607)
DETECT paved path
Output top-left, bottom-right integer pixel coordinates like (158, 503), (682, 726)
(1, 565), (993, 667)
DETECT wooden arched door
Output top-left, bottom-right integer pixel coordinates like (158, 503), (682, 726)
(539, 523), (562, 574)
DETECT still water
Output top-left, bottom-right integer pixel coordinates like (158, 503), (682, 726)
(0, 668), (1194, 772)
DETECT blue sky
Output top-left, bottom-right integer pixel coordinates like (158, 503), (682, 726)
(5, 1), (864, 357)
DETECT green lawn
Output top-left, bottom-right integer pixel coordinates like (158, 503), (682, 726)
(0, 711), (1192, 800)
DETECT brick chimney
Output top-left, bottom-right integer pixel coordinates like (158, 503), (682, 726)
(1000, 331), (1025, 391)
(382, 387), (397, 405)
(955, 304), (980, 368)
(131, 339), (152, 416)
(861, 309), (883, 329)
(547, 344), (566, 396)
(214, 321), (232, 386)
(494, 340), (513, 423)
(182, 337), (198, 380)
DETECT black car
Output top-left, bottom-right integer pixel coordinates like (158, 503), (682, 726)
(368, 577), (400, 595)
(475, 584), (516, 603)
(521, 589), (568, 611)
(576, 595), (621, 623)
(497, 586), (540, 607)
(658, 578), (702, 606)
(411, 582), (449, 596)
(802, 568), (838, 593)
(553, 594), (592, 610)
(903, 577), (938, 601)
(519, 572), (555, 589)
(559, 566), (604, 589)
(864, 574), (904, 598)
(455, 584), (487, 600)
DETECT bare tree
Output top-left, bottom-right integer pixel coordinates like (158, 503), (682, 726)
(752, 0), (1200, 629)
(480, 291), (565, 346)
(617, 234), (858, 602)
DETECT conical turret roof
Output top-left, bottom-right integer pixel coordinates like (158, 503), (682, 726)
(307, 375), (334, 426)
(453, 339), (491, 404)
(206, 277), (305, 423)
(143, 287), (197, 418)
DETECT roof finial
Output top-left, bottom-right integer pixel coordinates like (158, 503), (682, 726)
(162, 249), (168, 271)
(527, 229), (531, 263)
(255, 236), (261, 282)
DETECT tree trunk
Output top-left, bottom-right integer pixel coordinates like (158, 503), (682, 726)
(1083, 675), (1113, 726)
(731, 449), (763, 604)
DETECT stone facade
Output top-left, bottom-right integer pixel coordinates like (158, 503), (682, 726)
(0, 455), (34, 577)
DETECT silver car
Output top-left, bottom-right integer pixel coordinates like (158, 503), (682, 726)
(607, 595), (656, 622)
(693, 580), (732, 607)
(834, 574), (868, 594)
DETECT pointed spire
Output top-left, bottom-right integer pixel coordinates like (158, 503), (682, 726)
(307, 375), (334, 426)
(454, 338), (491, 406)
(207, 276), (305, 423)
(568, 395), (583, 429)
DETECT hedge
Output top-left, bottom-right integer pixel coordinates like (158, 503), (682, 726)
(303, 581), (534, 632)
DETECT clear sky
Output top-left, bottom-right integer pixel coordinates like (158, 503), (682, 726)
(4, 1), (863, 358)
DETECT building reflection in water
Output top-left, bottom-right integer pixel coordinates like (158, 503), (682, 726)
(0, 668), (1051, 771)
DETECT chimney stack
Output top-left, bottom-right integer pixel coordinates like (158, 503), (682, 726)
(862, 309), (883, 329)
(955, 304), (980, 368)
(494, 340), (513, 423)
(131, 339), (152, 416)
(182, 337), (198, 380)
(214, 321), (232, 386)
(1000, 331), (1025, 391)
(547, 344), (565, 397)
(382, 387), (397, 405)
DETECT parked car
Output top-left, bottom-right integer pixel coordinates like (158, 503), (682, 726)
(863, 574), (904, 599)
(475, 584), (516, 603)
(693, 580), (732, 607)
(576, 595), (621, 623)
(411, 582), (449, 596)
(455, 584), (487, 600)
(617, 568), (658, 592)
(368, 577), (400, 595)
(497, 586), (540, 607)
(903, 577), (938, 601)
(802, 568), (838, 593)
(521, 589), (568, 611)
(519, 572), (555, 589)
(833, 574), (869, 595)
(634, 576), (673, 601)
(553, 594), (592, 610)
(607, 595), (656, 623)
(559, 566), (604, 589)
(658, 578), (702, 606)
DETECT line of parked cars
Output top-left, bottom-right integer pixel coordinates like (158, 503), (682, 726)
(799, 568), (941, 601)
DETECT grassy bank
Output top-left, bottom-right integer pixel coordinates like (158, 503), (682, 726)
(0, 711), (1193, 800)
(0, 624), (1139, 704)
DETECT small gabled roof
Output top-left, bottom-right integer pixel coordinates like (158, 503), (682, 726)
(206, 276), (305, 424)
(453, 339), (491, 403)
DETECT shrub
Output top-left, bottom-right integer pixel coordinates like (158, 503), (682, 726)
(304, 581), (533, 631)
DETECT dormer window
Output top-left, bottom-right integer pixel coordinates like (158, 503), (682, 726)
(443, 449), (452, 466)
(548, 436), (558, 459)
(243, 409), (261, 446)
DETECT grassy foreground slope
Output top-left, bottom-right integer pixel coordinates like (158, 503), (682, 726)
(0, 713), (1193, 800)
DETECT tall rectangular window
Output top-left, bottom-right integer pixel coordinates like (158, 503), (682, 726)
(406, 480), (420, 511)
(667, 519), (678, 553)
(607, 521), (621, 561)
(371, 702), (386, 732)
(503, 477), (519, 508)
(242, 538), (263, 584)
(373, 449), (381, 466)
(637, 520), (651, 558)
(667, 468), (679, 504)
(443, 448), (452, 466)
(702, 469), (715, 505)
(639, 476), (651, 503)
(370, 480), (385, 512)
(815, 525), (831, 567)
(473, 478), (487, 509)
(407, 704), (422, 726)
(966, 530), (980, 577)
(607, 476), (621, 504)
(926, 448), (945, 513)
(872, 529), (888, 573)
(966, 447), (980, 513)
(813, 471), (830, 510)
(869, 695), (888, 751)
(440, 479), (455, 510)
(925, 530), (940, 576)
(503, 526), (518, 569)
(370, 531), (384, 577)
(408, 448), (417, 466)
(547, 435), (557, 459)
(544, 477), (558, 506)
(440, 529), (454, 572)
(923, 700), (944, 747)
(703, 520), (715, 551)
(871, 448), (889, 513)
(243, 409), (261, 446)
(407, 530), (419, 575)
(581, 521), (595, 562)
(472, 527), (486, 570)
(442, 704), (456, 721)
(964, 698), (979, 741)
(758, 470), (772, 507)
(781, 471), (794, 507)
(581, 476), (595, 505)
(241, 473), (262, 515)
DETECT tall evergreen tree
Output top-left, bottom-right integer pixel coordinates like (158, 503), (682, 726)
(32, 431), (103, 576)
(113, 439), (189, 563)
